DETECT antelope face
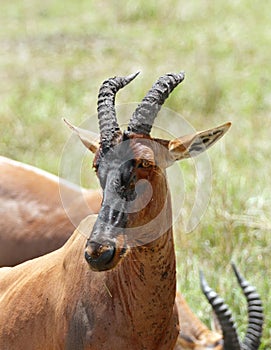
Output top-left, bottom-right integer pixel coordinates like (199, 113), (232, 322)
(65, 72), (231, 272)
(84, 134), (162, 271)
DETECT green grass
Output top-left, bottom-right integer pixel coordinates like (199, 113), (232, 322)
(0, 1), (270, 347)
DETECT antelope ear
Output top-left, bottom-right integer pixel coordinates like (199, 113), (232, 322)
(63, 118), (100, 153)
(168, 122), (231, 161)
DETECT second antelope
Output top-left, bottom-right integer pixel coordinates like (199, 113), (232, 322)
(176, 264), (264, 350)
(0, 72), (230, 349)
(0, 155), (101, 266)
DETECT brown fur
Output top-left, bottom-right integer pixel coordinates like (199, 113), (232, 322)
(0, 213), (178, 349)
(0, 156), (226, 349)
(175, 293), (222, 349)
(0, 153), (180, 349)
(0, 156), (101, 266)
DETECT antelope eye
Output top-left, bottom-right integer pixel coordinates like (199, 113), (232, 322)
(139, 159), (151, 168)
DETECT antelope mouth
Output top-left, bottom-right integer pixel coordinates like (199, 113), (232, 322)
(84, 235), (127, 272)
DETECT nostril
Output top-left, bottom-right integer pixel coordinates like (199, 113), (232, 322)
(85, 241), (116, 271)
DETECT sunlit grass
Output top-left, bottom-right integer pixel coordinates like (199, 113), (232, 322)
(0, 1), (270, 347)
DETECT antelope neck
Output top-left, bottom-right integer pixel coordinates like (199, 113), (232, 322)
(108, 228), (176, 348)
(111, 174), (177, 347)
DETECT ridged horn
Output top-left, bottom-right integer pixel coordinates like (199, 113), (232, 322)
(97, 72), (139, 151)
(231, 263), (264, 350)
(199, 270), (241, 350)
(128, 71), (185, 135)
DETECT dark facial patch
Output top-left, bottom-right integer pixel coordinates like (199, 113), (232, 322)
(86, 134), (159, 271)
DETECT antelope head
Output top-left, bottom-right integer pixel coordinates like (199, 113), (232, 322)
(200, 263), (264, 350)
(65, 72), (231, 272)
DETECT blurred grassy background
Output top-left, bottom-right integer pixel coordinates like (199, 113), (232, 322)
(0, 0), (270, 347)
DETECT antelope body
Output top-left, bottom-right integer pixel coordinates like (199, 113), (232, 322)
(0, 156), (101, 266)
(0, 159), (263, 350)
(1, 158), (263, 349)
(0, 72), (231, 349)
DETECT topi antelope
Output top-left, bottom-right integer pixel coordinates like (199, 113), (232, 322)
(0, 72), (231, 349)
(0, 157), (241, 350)
(0, 155), (102, 266)
(0, 161), (263, 349)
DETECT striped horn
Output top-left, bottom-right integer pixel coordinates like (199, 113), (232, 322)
(128, 71), (185, 135)
(231, 263), (264, 350)
(97, 72), (139, 151)
(199, 270), (241, 350)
